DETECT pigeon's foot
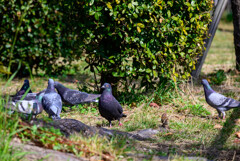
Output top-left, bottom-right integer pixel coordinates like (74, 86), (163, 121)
(109, 122), (112, 128)
(119, 122), (123, 126)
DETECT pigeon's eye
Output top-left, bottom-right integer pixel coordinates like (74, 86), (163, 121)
(106, 85), (109, 88)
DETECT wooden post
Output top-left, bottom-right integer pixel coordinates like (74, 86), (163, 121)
(231, 0), (240, 71)
(191, 0), (228, 79)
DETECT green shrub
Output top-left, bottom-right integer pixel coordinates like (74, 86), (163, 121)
(0, 0), (81, 76)
(78, 0), (212, 90)
(1, 0), (212, 91)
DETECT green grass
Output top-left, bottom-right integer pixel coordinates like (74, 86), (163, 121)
(206, 21), (235, 66)
(178, 104), (211, 117)
(0, 99), (27, 161)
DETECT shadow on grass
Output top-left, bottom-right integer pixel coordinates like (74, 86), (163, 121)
(206, 108), (240, 159)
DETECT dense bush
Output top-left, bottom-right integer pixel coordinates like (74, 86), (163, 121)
(0, 0), (81, 76)
(0, 0), (212, 91)
(77, 0), (212, 90)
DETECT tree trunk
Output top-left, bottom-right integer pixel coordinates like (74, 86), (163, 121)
(231, 0), (240, 71)
(29, 118), (166, 140)
(191, 0), (228, 79)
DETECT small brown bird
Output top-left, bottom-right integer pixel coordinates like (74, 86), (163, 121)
(161, 113), (169, 128)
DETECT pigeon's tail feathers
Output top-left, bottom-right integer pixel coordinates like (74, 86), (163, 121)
(121, 113), (127, 117)
(49, 105), (58, 115)
(83, 94), (101, 103)
(92, 99), (99, 103)
(227, 98), (240, 108)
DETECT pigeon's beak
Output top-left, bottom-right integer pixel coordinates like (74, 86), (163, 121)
(101, 85), (105, 89)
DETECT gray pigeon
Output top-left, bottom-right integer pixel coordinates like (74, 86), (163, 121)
(202, 79), (240, 119)
(15, 79), (32, 96)
(42, 79), (62, 120)
(99, 83), (127, 127)
(54, 81), (101, 105)
(7, 99), (43, 119)
(6, 90), (45, 118)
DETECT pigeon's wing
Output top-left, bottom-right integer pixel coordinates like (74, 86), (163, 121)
(208, 92), (228, 106)
(7, 100), (36, 114)
(53, 94), (62, 116)
(63, 90), (100, 104)
(208, 92), (240, 108)
(112, 97), (123, 114)
(80, 93), (101, 103)
(42, 93), (62, 115)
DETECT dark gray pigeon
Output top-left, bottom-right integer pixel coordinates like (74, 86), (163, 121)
(15, 79), (32, 96)
(42, 79), (62, 120)
(54, 81), (101, 105)
(99, 83), (127, 127)
(202, 79), (240, 119)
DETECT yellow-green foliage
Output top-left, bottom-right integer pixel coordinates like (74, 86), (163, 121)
(80, 0), (212, 88)
(1, 0), (212, 89)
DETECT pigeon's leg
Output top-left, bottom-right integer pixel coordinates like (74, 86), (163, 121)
(118, 119), (123, 126)
(222, 111), (226, 119)
(109, 121), (112, 128)
(217, 109), (222, 119)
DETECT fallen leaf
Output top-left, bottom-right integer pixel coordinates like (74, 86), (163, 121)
(164, 132), (173, 136)
(214, 124), (223, 129)
(206, 78), (211, 82)
(149, 102), (160, 108)
(130, 102), (137, 108)
(235, 131), (240, 138)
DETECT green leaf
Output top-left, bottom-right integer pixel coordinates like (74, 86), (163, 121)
(137, 23), (145, 28)
(133, 13), (138, 18)
(110, 59), (115, 64)
(153, 70), (158, 77)
(180, 52), (185, 57)
(146, 68), (151, 73)
(90, 0), (94, 6)
(167, 10), (171, 18)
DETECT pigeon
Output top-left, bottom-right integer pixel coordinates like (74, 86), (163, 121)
(6, 90), (45, 118)
(15, 79), (32, 96)
(42, 79), (62, 120)
(54, 81), (101, 105)
(7, 99), (43, 119)
(99, 83), (127, 127)
(202, 79), (240, 119)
